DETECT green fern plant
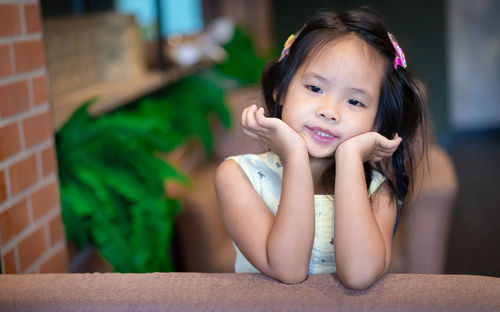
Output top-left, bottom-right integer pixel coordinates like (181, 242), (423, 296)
(57, 74), (231, 272)
(215, 26), (269, 86)
(57, 25), (267, 272)
(137, 74), (232, 156)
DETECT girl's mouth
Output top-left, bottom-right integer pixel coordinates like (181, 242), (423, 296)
(306, 126), (338, 143)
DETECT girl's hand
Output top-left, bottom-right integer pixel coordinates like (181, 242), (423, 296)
(242, 105), (307, 162)
(335, 132), (402, 163)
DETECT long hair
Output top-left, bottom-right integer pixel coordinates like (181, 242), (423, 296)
(261, 8), (428, 219)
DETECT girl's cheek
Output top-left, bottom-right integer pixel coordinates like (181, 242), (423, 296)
(370, 117), (380, 132)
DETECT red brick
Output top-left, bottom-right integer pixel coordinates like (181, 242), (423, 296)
(0, 45), (11, 78)
(8, 154), (38, 196)
(31, 181), (60, 220)
(49, 213), (65, 245)
(0, 170), (6, 203)
(0, 4), (21, 37)
(23, 111), (53, 148)
(2, 249), (18, 273)
(0, 122), (21, 161)
(41, 144), (58, 176)
(39, 247), (68, 273)
(18, 226), (46, 272)
(0, 199), (29, 245)
(14, 40), (45, 73)
(24, 4), (41, 34)
(32, 75), (48, 105)
(0, 80), (30, 117)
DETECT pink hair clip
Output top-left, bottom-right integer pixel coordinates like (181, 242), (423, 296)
(388, 32), (407, 69)
(279, 34), (296, 61)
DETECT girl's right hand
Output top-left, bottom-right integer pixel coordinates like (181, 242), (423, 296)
(242, 105), (307, 162)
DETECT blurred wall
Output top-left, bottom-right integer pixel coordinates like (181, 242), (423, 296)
(447, 0), (500, 131)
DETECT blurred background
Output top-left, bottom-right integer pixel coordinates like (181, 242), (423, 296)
(0, 0), (498, 278)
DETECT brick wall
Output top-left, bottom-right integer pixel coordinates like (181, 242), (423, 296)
(0, 0), (68, 273)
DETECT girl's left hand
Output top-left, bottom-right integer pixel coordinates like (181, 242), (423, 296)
(335, 132), (402, 163)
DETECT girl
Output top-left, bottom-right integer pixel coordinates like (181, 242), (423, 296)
(215, 8), (427, 290)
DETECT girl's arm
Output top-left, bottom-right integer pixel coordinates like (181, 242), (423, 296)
(333, 132), (401, 290)
(215, 105), (315, 284)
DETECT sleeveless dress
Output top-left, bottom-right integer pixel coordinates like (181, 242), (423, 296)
(227, 151), (388, 274)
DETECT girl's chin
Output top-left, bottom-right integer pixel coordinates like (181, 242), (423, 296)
(302, 136), (338, 159)
(307, 147), (336, 160)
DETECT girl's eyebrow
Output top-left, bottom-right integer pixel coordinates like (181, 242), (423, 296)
(349, 87), (373, 102)
(304, 73), (330, 84)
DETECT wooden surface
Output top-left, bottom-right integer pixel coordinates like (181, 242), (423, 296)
(52, 71), (169, 130)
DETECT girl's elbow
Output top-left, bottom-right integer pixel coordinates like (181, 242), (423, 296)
(272, 266), (308, 285)
(337, 265), (385, 290)
(338, 273), (377, 290)
(277, 273), (308, 285)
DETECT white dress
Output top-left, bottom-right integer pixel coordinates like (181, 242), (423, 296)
(227, 151), (387, 274)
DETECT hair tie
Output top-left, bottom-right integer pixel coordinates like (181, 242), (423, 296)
(279, 34), (296, 61)
(388, 32), (407, 69)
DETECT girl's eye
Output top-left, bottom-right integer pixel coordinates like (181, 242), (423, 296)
(348, 99), (364, 107)
(306, 85), (323, 94)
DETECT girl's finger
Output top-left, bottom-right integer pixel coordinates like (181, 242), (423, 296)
(244, 105), (257, 128)
(242, 105), (257, 128)
(379, 142), (399, 153)
(242, 128), (259, 140)
(255, 107), (269, 127)
(256, 107), (282, 132)
(246, 106), (267, 132)
(241, 106), (249, 127)
(378, 135), (402, 150)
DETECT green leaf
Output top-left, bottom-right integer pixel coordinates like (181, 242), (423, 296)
(216, 27), (268, 85)
(57, 98), (97, 148)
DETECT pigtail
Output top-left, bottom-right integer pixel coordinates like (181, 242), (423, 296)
(261, 60), (283, 118)
(261, 53), (300, 118)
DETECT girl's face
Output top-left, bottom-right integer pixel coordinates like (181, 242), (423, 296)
(281, 36), (385, 160)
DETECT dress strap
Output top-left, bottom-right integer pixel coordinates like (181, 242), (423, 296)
(368, 170), (387, 195)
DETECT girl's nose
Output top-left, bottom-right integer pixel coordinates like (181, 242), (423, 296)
(317, 103), (339, 122)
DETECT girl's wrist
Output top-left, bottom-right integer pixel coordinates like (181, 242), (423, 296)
(335, 143), (363, 165)
(281, 146), (309, 166)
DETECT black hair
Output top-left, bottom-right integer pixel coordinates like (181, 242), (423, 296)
(261, 8), (428, 223)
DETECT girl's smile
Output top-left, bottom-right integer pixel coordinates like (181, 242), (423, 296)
(306, 126), (338, 143)
(281, 35), (385, 161)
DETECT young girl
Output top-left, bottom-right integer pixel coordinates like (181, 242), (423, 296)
(215, 8), (427, 290)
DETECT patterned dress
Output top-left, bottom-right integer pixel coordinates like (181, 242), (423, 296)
(227, 151), (387, 274)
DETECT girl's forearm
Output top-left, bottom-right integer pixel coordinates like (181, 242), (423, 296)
(265, 150), (315, 283)
(333, 151), (387, 289)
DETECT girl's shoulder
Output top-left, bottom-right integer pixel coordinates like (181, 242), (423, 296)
(222, 151), (283, 195)
(226, 151), (282, 174)
(227, 151), (280, 165)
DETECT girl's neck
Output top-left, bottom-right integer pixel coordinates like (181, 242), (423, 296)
(309, 156), (333, 195)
